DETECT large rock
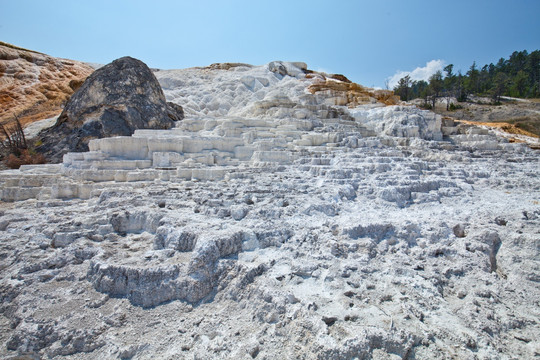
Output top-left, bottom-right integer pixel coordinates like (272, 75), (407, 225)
(37, 56), (183, 162)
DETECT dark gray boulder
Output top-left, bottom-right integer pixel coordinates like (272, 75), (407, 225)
(37, 56), (183, 163)
(166, 101), (184, 121)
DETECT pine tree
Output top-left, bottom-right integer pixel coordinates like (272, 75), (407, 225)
(428, 71), (443, 109)
(512, 70), (529, 97)
(443, 64), (456, 110)
(466, 62), (479, 94)
(527, 50), (540, 97)
(491, 72), (508, 102)
(393, 75), (412, 101)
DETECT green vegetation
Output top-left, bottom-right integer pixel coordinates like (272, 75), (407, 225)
(394, 50), (540, 105)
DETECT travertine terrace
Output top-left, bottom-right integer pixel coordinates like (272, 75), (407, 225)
(0, 61), (539, 359)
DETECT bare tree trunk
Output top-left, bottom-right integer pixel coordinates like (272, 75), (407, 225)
(0, 115), (28, 155)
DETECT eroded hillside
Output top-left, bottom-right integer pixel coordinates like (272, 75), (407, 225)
(0, 42), (94, 127)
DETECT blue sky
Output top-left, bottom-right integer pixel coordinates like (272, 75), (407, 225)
(1, 0), (539, 88)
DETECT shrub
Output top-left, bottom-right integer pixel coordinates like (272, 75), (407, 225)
(6, 149), (46, 169)
(1, 116), (47, 169)
(449, 103), (463, 111)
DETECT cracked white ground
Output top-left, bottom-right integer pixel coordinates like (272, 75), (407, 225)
(1, 62), (539, 359)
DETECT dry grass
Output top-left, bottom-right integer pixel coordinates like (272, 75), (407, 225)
(504, 116), (540, 137)
(433, 95), (540, 138)
(456, 119), (539, 138)
(5, 149), (46, 169)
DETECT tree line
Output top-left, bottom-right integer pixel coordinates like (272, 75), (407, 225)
(393, 50), (540, 109)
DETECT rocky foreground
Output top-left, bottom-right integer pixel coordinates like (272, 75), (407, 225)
(0, 61), (539, 359)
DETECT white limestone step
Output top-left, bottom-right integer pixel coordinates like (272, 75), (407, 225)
(251, 151), (293, 165)
(1, 186), (47, 201)
(2, 173), (61, 187)
(19, 164), (63, 173)
(0, 113), (393, 202)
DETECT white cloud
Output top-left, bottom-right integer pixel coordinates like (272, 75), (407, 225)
(387, 60), (445, 89)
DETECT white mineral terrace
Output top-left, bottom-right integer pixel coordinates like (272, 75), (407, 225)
(1, 105), (526, 203)
(1, 62), (539, 359)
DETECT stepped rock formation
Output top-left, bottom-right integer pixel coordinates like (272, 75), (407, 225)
(37, 56), (183, 162)
(0, 42), (94, 127)
(0, 58), (539, 359)
(154, 61), (397, 121)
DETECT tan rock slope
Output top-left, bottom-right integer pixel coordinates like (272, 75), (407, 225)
(307, 74), (398, 107)
(0, 41), (94, 127)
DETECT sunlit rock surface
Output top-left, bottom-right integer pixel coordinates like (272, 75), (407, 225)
(0, 42), (93, 127)
(0, 60), (539, 359)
